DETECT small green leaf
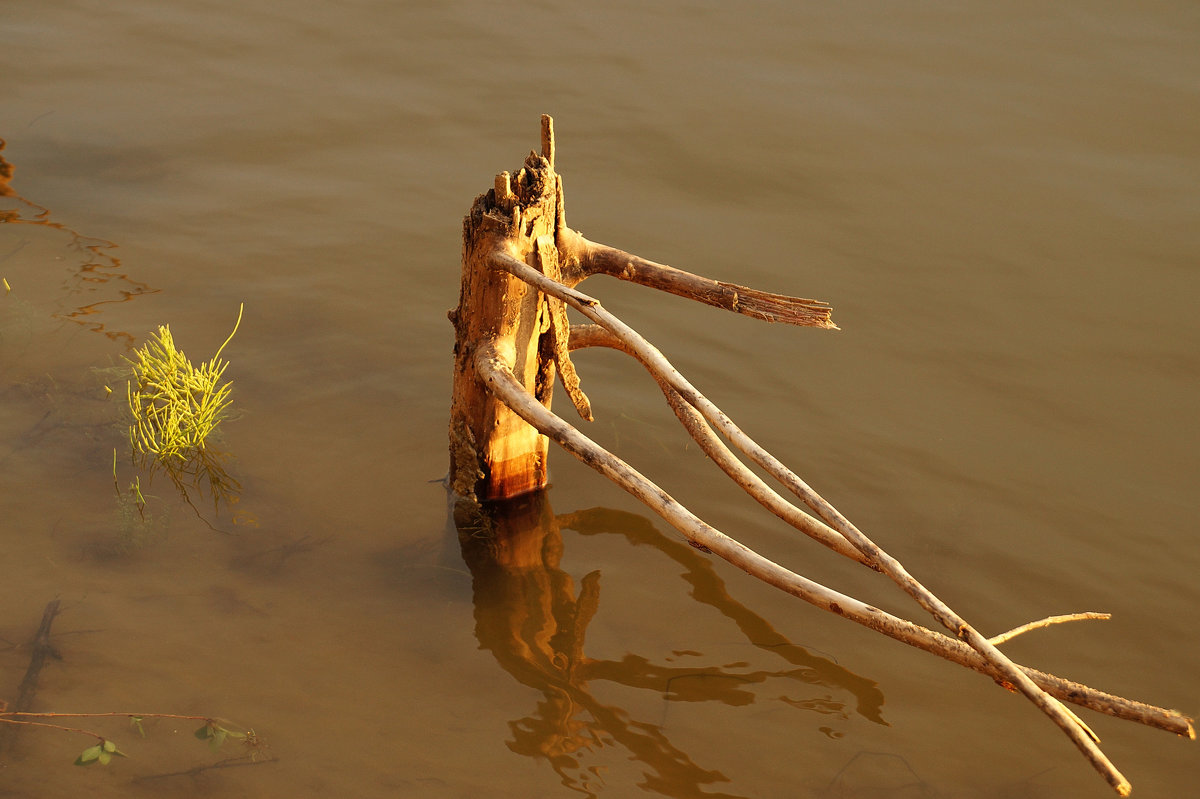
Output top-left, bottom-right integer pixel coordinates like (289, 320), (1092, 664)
(102, 739), (117, 753)
(195, 723), (213, 740)
(209, 729), (227, 750)
(98, 751), (112, 766)
(130, 716), (146, 737)
(75, 744), (102, 766)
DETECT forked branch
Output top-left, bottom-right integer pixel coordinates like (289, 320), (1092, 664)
(473, 341), (1191, 741)
(450, 116), (1193, 796)
(990, 613), (1113, 647)
(487, 249), (1168, 794)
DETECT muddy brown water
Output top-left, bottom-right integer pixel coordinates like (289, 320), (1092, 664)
(2, 2), (1198, 797)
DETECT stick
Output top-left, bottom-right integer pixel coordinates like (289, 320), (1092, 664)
(474, 342), (1193, 741)
(560, 230), (838, 329)
(567, 323), (873, 567)
(990, 613), (1113, 647)
(13, 601), (61, 713)
(563, 324), (1192, 739)
(0, 600), (63, 755)
(487, 251), (1132, 793)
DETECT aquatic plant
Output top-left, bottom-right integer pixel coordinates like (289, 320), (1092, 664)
(126, 304), (243, 462)
(1, 602), (265, 768)
(0, 708), (264, 767)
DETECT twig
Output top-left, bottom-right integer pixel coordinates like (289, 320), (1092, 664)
(131, 754), (277, 783)
(990, 613), (1112, 647)
(567, 324), (873, 567)
(474, 342), (1193, 740)
(487, 251), (1138, 793)
(12, 600), (62, 714)
(0, 600), (62, 755)
(562, 230), (837, 329)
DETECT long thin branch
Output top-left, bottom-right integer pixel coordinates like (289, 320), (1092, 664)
(990, 613), (1113, 647)
(560, 230), (838, 330)
(474, 342), (1193, 741)
(564, 325), (1187, 742)
(567, 323), (873, 568)
(0, 599), (62, 755)
(12, 600), (61, 714)
(488, 249), (1130, 794)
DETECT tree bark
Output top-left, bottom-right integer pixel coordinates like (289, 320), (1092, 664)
(449, 117), (834, 503)
(447, 117), (1192, 795)
(448, 130), (562, 501)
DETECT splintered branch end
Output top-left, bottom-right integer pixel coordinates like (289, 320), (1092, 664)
(563, 231), (838, 329)
(989, 612), (1113, 647)
(451, 120), (1191, 798)
(717, 280), (838, 329)
(540, 114), (555, 170)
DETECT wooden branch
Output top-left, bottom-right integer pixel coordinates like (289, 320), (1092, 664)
(489, 249), (1134, 794)
(474, 342), (1193, 744)
(567, 324), (873, 568)
(565, 323), (1193, 741)
(13, 600), (62, 713)
(990, 613), (1113, 647)
(536, 235), (591, 421)
(0, 600), (63, 755)
(556, 228), (838, 329)
(453, 118), (1192, 794)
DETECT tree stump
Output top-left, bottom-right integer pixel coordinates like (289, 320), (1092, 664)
(448, 118), (567, 501)
(444, 118), (1191, 796)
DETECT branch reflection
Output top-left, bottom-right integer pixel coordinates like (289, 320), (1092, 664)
(457, 494), (886, 798)
(0, 138), (156, 344)
(137, 446), (245, 530)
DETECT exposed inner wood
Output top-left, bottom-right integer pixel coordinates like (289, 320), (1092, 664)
(447, 115), (1192, 796)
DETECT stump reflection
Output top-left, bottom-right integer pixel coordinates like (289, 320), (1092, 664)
(456, 494), (885, 798)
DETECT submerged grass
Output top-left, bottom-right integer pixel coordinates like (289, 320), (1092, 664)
(126, 304), (243, 462)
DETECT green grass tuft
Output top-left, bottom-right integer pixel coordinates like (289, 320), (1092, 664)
(126, 304), (243, 462)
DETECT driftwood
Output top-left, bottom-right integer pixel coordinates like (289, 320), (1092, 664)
(456, 496), (887, 792)
(0, 600), (62, 757)
(448, 116), (1193, 796)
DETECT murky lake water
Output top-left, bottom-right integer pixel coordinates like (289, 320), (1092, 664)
(2, 2), (1198, 797)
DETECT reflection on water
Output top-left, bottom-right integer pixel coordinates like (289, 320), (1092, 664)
(458, 495), (885, 798)
(2, 140), (247, 537)
(0, 139), (155, 345)
(129, 445), (247, 535)
(2, 0), (1196, 794)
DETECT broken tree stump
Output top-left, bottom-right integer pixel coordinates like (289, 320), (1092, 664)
(449, 116), (834, 502)
(448, 119), (562, 500)
(446, 116), (1193, 796)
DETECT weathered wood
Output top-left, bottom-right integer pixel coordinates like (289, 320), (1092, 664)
(449, 116), (837, 503)
(561, 231), (837, 328)
(448, 117), (1192, 794)
(472, 341), (1193, 741)
(448, 141), (561, 501)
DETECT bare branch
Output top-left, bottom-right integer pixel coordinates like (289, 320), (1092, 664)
(558, 229), (838, 329)
(474, 341), (1194, 743)
(990, 613), (1113, 647)
(489, 249), (1132, 794)
(453, 120), (1193, 795)
(536, 235), (591, 421)
(567, 323), (873, 568)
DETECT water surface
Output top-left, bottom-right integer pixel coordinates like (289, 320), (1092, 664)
(1, 2), (1197, 797)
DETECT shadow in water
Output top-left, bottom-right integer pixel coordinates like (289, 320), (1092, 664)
(0, 138), (156, 345)
(132, 445), (250, 534)
(456, 493), (886, 798)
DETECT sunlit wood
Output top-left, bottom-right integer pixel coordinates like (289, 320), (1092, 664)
(448, 115), (1193, 796)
